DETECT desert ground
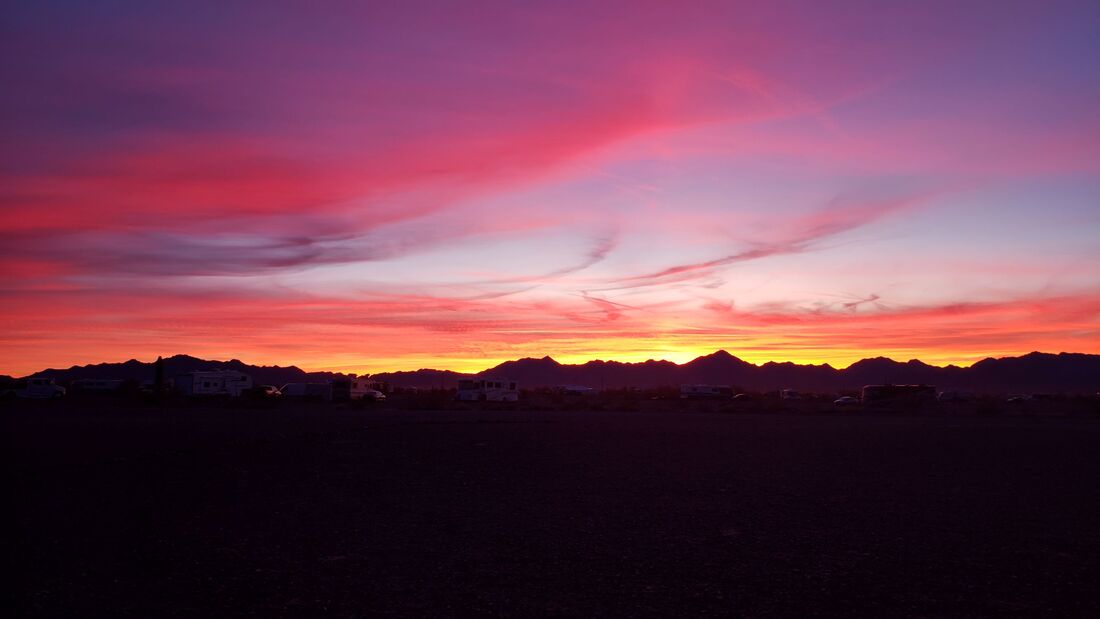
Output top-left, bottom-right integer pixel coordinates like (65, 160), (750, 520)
(6, 400), (1100, 617)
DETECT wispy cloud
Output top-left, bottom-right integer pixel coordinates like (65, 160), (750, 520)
(607, 190), (937, 289)
(1, 1), (1097, 375)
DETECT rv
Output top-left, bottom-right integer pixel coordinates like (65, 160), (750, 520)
(680, 385), (734, 399)
(2, 377), (66, 399)
(176, 371), (252, 397)
(456, 378), (519, 402)
(331, 376), (386, 402)
(281, 382), (334, 400)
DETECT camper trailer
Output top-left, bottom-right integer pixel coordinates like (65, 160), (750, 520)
(176, 371), (252, 397)
(680, 385), (734, 399)
(456, 378), (519, 402)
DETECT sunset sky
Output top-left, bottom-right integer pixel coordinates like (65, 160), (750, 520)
(2, 1), (1098, 376)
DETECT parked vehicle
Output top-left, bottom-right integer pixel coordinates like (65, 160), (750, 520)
(331, 376), (386, 401)
(280, 382), (333, 400)
(254, 385), (282, 397)
(2, 377), (66, 399)
(362, 389), (386, 402)
(861, 384), (936, 405)
(176, 371), (253, 397)
(456, 378), (519, 402)
(833, 396), (860, 406)
(780, 389), (802, 401)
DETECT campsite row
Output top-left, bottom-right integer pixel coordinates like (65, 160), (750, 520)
(2, 372), (523, 403)
(8, 370), (1022, 406)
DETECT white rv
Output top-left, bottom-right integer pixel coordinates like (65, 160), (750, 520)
(177, 371), (252, 397)
(331, 376), (386, 401)
(3, 377), (66, 399)
(456, 378), (519, 402)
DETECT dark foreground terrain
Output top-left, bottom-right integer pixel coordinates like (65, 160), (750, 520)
(6, 403), (1100, 617)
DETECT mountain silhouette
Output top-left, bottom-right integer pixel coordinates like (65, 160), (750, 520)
(29, 354), (343, 387)
(393, 350), (1097, 393)
(23, 351), (1100, 394)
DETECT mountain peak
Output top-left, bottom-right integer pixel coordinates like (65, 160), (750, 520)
(848, 356), (901, 368)
(507, 355), (559, 366)
(687, 349), (747, 365)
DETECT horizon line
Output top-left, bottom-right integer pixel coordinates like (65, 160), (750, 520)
(15, 349), (1093, 379)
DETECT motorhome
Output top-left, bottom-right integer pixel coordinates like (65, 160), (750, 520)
(456, 378), (519, 402)
(176, 371), (252, 397)
(2, 377), (66, 399)
(680, 385), (734, 399)
(281, 382), (334, 400)
(331, 376), (386, 401)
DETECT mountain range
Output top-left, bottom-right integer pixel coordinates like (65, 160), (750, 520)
(25, 355), (344, 389)
(19, 351), (1100, 394)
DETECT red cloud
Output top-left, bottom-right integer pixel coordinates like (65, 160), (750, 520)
(2, 2), (1097, 375)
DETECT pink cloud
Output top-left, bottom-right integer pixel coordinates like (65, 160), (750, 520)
(606, 189), (941, 289)
(2, 1), (1097, 375)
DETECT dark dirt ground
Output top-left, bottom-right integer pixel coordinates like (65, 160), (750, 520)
(5, 403), (1100, 617)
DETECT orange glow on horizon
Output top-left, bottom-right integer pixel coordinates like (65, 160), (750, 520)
(1, 3), (1097, 377)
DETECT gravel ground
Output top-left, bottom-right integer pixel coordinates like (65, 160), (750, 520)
(6, 405), (1100, 617)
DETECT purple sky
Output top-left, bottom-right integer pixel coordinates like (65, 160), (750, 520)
(1, 1), (1098, 375)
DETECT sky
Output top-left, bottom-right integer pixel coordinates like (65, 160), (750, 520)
(1, 0), (1098, 376)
